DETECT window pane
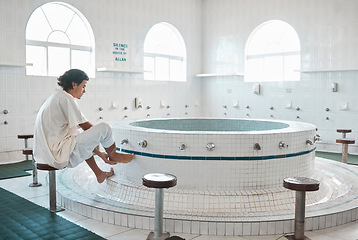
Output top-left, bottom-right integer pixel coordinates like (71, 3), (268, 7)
(245, 58), (263, 82)
(281, 27), (301, 52)
(26, 45), (47, 76)
(155, 57), (169, 80)
(144, 23), (182, 55)
(170, 59), (183, 81)
(48, 31), (70, 44)
(42, 3), (75, 32)
(66, 15), (91, 46)
(26, 8), (52, 41)
(144, 57), (154, 80)
(264, 56), (283, 82)
(72, 50), (91, 74)
(48, 47), (70, 77)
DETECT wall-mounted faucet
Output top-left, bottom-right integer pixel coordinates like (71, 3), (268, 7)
(254, 143), (261, 150)
(135, 97), (143, 109)
(246, 105), (250, 109)
(139, 140), (148, 148)
(3, 110), (8, 114)
(325, 108), (329, 112)
(124, 106), (129, 110)
(279, 141), (287, 149)
(270, 106), (274, 110)
(306, 139), (313, 145)
(314, 134), (321, 143)
(121, 139), (128, 145)
(179, 143), (186, 150)
(296, 107), (300, 111)
(223, 105), (227, 109)
(206, 142), (215, 151)
(98, 107), (103, 111)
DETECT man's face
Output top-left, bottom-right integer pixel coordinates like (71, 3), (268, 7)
(72, 80), (87, 99)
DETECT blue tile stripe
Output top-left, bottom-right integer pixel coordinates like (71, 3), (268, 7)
(117, 147), (316, 161)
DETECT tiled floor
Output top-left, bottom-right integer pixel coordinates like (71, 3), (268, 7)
(1, 169), (357, 240)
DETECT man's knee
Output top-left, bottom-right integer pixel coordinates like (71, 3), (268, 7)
(98, 122), (111, 131)
(97, 122), (113, 137)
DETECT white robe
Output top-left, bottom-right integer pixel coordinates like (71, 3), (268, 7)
(34, 90), (87, 169)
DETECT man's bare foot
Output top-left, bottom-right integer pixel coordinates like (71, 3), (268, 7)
(108, 151), (134, 163)
(96, 167), (114, 183)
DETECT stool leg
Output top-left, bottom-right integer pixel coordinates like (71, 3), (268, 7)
(342, 144), (348, 164)
(48, 171), (64, 213)
(154, 188), (164, 238)
(24, 139), (29, 161)
(29, 156), (42, 187)
(294, 191), (306, 240)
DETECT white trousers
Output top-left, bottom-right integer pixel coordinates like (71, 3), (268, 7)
(68, 122), (114, 168)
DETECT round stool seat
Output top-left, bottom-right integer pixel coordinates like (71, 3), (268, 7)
(336, 138), (355, 144)
(337, 129), (351, 133)
(18, 134), (34, 139)
(142, 173), (177, 189)
(37, 163), (59, 171)
(283, 177), (319, 192)
(22, 148), (33, 155)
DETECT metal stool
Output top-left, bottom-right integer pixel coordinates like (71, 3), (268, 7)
(37, 163), (64, 213)
(142, 173), (177, 240)
(22, 148), (42, 187)
(337, 129), (351, 138)
(283, 177), (319, 240)
(336, 138), (355, 164)
(17, 135), (33, 161)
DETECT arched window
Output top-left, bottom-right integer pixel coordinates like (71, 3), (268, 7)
(245, 20), (300, 82)
(144, 22), (186, 82)
(26, 2), (95, 77)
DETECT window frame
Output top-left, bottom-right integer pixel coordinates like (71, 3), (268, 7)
(244, 20), (301, 82)
(143, 22), (186, 82)
(25, 2), (95, 77)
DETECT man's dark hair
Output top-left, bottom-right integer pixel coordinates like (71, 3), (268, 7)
(57, 69), (89, 91)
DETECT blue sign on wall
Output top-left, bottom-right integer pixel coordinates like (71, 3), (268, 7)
(113, 43), (128, 61)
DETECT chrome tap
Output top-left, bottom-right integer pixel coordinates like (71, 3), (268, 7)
(139, 140), (148, 148)
(279, 141), (286, 149)
(254, 143), (261, 150)
(206, 142), (215, 151)
(314, 134), (321, 143)
(179, 143), (186, 150)
(306, 139), (313, 145)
